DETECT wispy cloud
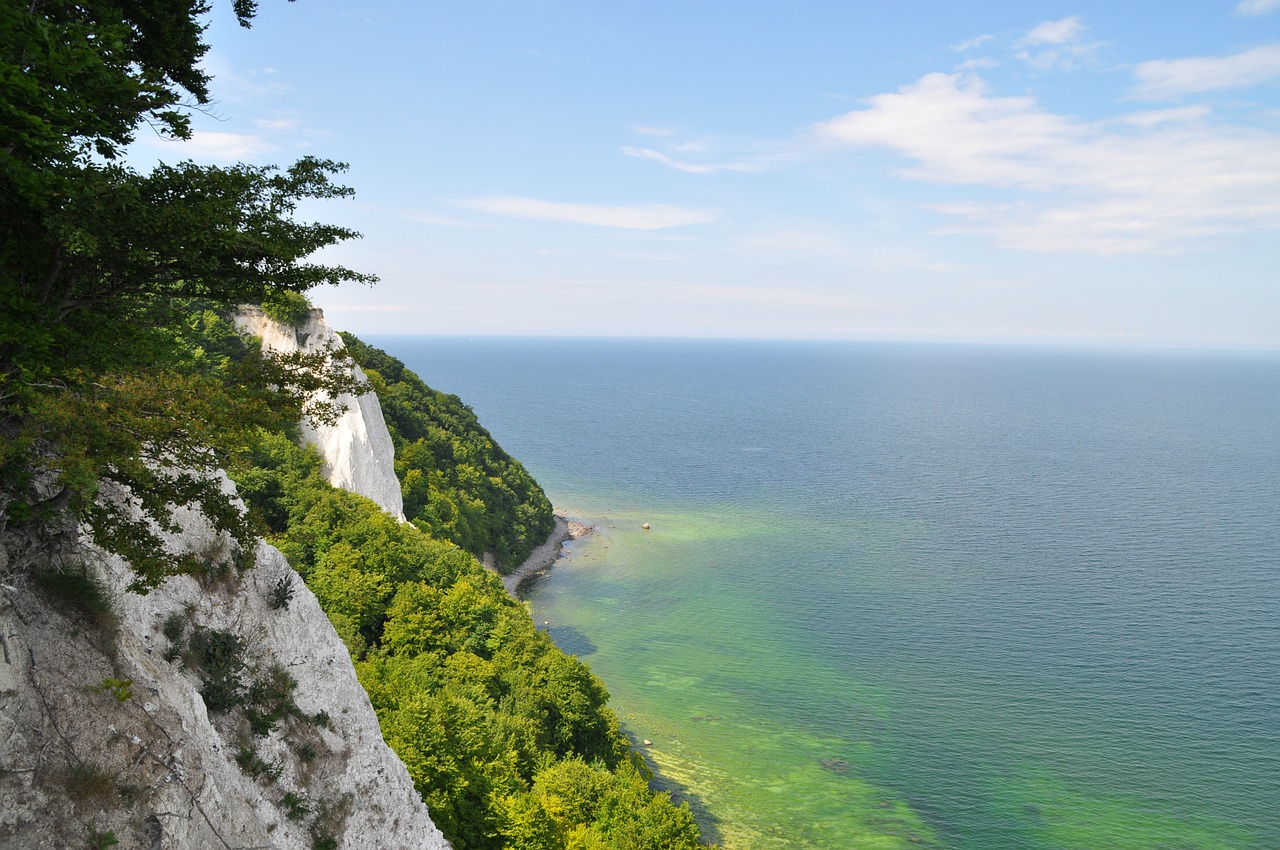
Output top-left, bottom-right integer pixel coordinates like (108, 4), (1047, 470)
(408, 212), (498, 229)
(253, 117), (303, 132)
(620, 146), (769, 174)
(202, 54), (294, 102)
(144, 130), (278, 162)
(1116, 105), (1212, 127)
(621, 147), (721, 174)
(1021, 16), (1085, 46)
(1015, 16), (1102, 70)
(1234, 0), (1280, 16)
(812, 72), (1280, 253)
(953, 34), (995, 52)
(621, 128), (793, 175)
(1131, 44), (1280, 99)
(461, 196), (716, 229)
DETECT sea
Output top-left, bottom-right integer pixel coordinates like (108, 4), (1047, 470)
(369, 336), (1280, 850)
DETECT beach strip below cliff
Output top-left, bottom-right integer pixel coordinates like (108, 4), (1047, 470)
(500, 509), (592, 596)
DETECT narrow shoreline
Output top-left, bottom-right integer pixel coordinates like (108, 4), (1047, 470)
(499, 509), (592, 597)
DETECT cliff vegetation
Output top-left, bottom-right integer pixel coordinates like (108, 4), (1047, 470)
(2, 2), (713, 848)
(231, 334), (709, 850)
(338, 334), (555, 571)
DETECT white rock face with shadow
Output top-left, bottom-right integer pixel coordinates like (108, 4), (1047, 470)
(0, 310), (450, 849)
(234, 306), (406, 522)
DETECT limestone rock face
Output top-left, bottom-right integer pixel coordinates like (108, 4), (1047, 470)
(0, 486), (449, 850)
(234, 306), (406, 522)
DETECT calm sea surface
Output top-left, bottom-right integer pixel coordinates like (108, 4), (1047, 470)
(371, 337), (1280, 850)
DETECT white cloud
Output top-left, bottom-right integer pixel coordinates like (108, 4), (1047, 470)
(1015, 16), (1101, 70)
(621, 146), (771, 174)
(461, 196), (716, 229)
(323, 303), (427, 313)
(201, 54), (293, 102)
(1131, 44), (1280, 99)
(1235, 0), (1280, 16)
(145, 130), (278, 162)
(408, 213), (498, 229)
(957, 57), (1000, 71)
(1021, 16), (1085, 46)
(621, 146), (721, 174)
(622, 130), (791, 175)
(953, 34), (994, 52)
(1116, 105), (1211, 127)
(812, 72), (1280, 253)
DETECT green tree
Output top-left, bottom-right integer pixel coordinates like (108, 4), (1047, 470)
(0, 1), (372, 585)
(339, 334), (555, 569)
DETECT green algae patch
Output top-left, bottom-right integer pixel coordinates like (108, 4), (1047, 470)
(534, 508), (937, 849)
(623, 707), (938, 850)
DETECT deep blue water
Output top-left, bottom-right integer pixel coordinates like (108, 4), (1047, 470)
(371, 337), (1280, 850)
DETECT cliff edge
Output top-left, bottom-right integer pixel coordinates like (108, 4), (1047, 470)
(234, 306), (406, 522)
(0, 312), (447, 849)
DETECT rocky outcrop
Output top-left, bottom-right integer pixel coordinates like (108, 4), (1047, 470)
(0, 308), (455, 849)
(0, 480), (448, 850)
(234, 307), (406, 522)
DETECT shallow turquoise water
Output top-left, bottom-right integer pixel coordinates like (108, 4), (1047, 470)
(374, 337), (1280, 850)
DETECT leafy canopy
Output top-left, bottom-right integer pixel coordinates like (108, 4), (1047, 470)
(234, 418), (708, 850)
(0, 0), (371, 586)
(339, 334), (556, 570)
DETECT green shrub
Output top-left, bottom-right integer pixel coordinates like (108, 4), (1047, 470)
(63, 760), (117, 807)
(87, 677), (133, 702)
(85, 822), (119, 849)
(261, 291), (313, 328)
(235, 746), (282, 783)
(34, 566), (116, 634)
(282, 791), (312, 821)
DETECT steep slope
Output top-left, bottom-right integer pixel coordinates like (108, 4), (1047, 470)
(234, 306), (406, 522)
(0, 477), (448, 849)
(234, 329), (710, 850)
(337, 333), (555, 571)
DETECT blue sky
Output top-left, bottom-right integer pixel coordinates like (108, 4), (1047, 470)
(132, 1), (1280, 347)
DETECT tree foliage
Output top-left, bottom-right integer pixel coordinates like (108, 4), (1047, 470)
(0, 1), (370, 584)
(234, 427), (708, 850)
(339, 334), (555, 569)
(4, 5), (712, 846)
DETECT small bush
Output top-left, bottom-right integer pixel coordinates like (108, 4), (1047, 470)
(161, 611), (186, 642)
(87, 677), (133, 702)
(63, 760), (117, 807)
(261, 291), (313, 327)
(309, 793), (352, 850)
(282, 791), (312, 821)
(185, 626), (246, 713)
(269, 573), (295, 610)
(34, 567), (117, 634)
(244, 663), (298, 735)
(235, 746), (282, 783)
(161, 611), (187, 661)
(85, 822), (119, 849)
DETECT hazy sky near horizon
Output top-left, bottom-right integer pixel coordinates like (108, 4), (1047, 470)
(133, 1), (1280, 348)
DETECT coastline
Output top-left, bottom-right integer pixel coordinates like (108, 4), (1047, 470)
(499, 508), (592, 597)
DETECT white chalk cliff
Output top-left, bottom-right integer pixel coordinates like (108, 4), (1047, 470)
(234, 306), (406, 522)
(0, 313), (449, 849)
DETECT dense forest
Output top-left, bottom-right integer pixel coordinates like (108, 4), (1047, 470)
(338, 334), (555, 571)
